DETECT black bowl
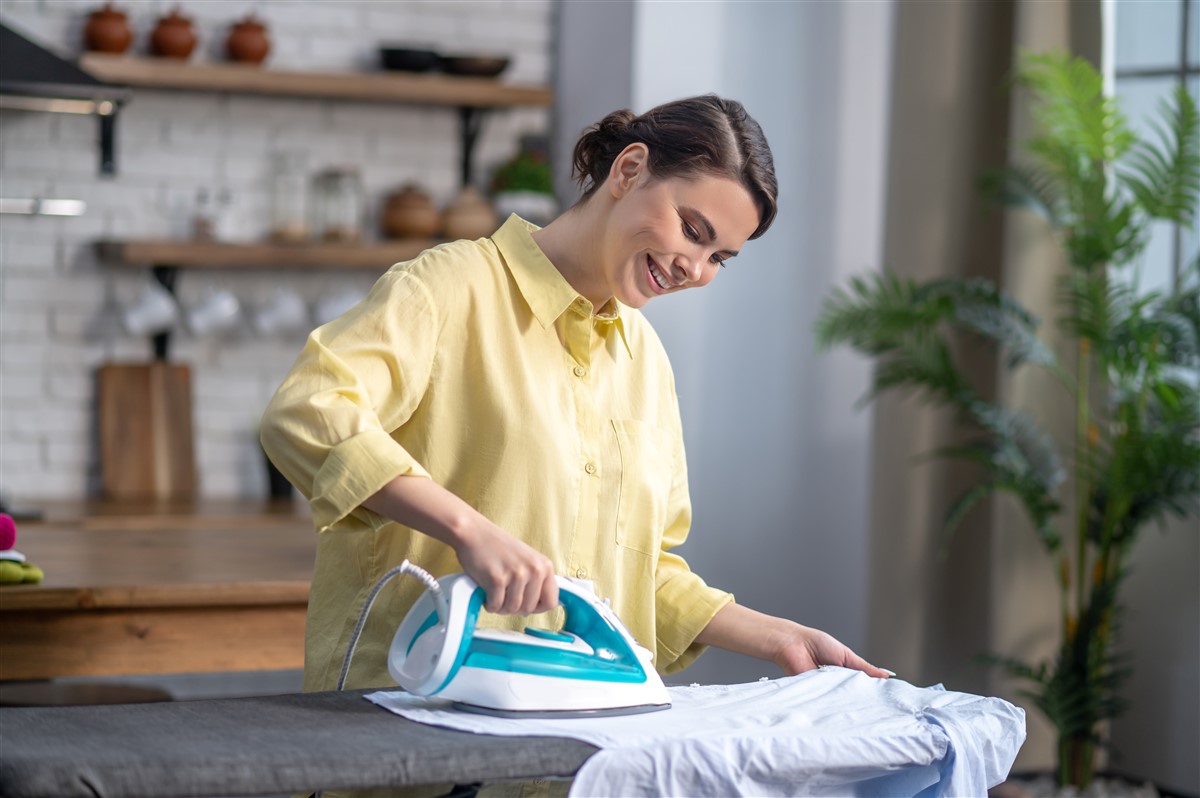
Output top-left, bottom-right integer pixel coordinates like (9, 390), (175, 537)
(379, 47), (441, 73)
(439, 54), (510, 78)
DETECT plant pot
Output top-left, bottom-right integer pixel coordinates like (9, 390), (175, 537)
(84, 3), (133, 54)
(150, 8), (197, 60)
(225, 14), (270, 65)
(492, 190), (558, 227)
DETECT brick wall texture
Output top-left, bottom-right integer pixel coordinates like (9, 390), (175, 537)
(0, 0), (553, 500)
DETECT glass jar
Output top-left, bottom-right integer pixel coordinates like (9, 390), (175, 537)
(311, 166), (364, 243)
(269, 151), (309, 243)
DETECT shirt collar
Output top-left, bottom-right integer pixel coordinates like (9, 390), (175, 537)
(492, 214), (632, 359)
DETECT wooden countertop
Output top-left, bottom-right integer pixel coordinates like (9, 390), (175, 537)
(0, 500), (318, 679)
(1, 499), (316, 610)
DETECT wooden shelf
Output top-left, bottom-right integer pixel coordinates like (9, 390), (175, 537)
(96, 238), (439, 269)
(80, 53), (553, 108)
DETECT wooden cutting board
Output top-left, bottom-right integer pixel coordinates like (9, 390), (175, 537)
(97, 362), (197, 500)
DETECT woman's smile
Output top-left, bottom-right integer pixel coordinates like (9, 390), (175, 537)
(645, 253), (677, 293)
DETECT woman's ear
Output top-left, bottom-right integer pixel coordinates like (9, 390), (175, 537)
(608, 143), (649, 198)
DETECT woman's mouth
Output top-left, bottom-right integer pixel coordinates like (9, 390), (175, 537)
(646, 254), (672, 293)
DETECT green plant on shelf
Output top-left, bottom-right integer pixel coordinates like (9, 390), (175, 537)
(815, 51), (1199, 789)
(490, 149), (555, 196)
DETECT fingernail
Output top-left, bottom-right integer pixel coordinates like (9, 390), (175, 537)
(881, 668), (896, 677)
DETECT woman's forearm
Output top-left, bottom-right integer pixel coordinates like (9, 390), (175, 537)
(694, 602), (794, 662)
(362, 474), (477, 549)
(361, 475), (558, 615)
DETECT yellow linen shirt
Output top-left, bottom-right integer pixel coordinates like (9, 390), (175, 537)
(261, 214), (733, 692)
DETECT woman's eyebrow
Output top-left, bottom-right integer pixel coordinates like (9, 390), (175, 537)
(681, 206), (718, 241)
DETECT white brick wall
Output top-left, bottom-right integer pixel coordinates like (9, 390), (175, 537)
(0, 0), (554, 501)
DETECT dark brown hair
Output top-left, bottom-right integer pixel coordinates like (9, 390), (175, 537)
(571, 94), (778, 239)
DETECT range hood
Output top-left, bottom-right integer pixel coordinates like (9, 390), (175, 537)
(0, 22), (130, 174)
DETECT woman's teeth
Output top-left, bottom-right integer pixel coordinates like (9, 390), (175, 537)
(648, 257), (670, 290)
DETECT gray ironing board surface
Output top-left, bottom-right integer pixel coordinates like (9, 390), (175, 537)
(0, 689), (598, 798)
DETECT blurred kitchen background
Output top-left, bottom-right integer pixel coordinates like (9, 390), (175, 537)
(0, 0), (1196, 794)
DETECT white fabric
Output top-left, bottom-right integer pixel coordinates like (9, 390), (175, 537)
(366, 666), (1025, 797)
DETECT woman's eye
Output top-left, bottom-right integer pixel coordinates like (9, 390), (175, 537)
(682, 222), (700, 242)
(710, 254), (728, 268)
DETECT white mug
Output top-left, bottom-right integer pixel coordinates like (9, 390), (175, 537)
(123, 281), (180, 337)
(253, 287), (310, 336)
(187, 286), (242, 336)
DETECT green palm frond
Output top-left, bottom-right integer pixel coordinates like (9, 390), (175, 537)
(1018, 51), (1135, 167)
(815, 271), (1056, 376)
(918, 278), (1057, 369)
(1057, 271), (1140, 348)
(1121, 86), (1200, 225)
(814, 271), (928, 356)
(979, 164), (1065, 227)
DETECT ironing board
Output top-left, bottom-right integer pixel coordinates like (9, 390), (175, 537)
(0, 689), (598, 798)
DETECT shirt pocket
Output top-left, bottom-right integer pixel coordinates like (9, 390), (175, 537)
(612, 419), (674, 556)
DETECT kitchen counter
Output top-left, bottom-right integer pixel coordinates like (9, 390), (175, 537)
(0, 499), (316, 681)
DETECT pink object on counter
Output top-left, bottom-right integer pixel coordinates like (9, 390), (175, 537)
(0, 513), (15, 550)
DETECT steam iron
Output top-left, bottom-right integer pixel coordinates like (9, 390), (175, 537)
(387, 573), (671, 718)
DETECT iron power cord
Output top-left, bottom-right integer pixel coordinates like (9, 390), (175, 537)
(336, 559), (446, 692)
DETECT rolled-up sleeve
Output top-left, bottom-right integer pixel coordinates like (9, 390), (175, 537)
(653, 426), (734, 674)
(260, 269), (439, 533)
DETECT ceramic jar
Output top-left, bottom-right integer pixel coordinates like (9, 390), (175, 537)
(150, 8), (196, 60)
(382, 185), (440, 239)
(441, 186), (498, 241)
(83, 3), (133, 54)
(225, 14), (270, 65)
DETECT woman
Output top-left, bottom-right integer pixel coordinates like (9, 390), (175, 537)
(261, 95), (888, 700)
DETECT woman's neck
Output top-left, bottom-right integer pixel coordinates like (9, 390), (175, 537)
(530, 199), (611, 311)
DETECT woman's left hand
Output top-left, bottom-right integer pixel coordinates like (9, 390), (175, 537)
(696, 602), (892, 679)
(768, 622), (892, 678)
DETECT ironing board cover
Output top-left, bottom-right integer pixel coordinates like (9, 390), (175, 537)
(367, 666), (1026, 797)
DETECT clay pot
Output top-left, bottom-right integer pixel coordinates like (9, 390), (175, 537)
(440, 186), (498, 241)
(382, 185), (440, 239)
(149, 7), (196, 60)
(83, 3), (133, 54)
(225, 14), (270, 65)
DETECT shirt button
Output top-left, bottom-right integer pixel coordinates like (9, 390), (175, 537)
(576, 567), (588, 579)
(573, 365), (586, 377)
(584, 462), (596, 475)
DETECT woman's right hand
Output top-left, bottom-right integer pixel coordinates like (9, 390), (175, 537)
(454, 517), (558, 615)
(363, 474), (558, 616)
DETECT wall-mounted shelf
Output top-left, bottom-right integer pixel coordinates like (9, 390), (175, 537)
(96, 238), (438, 269)
(97, 237), (441, 360)
(79, 54), (553, 109)
(80, 54), (553, 184)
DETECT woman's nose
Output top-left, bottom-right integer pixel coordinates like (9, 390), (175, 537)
(673, 253), (703, 283)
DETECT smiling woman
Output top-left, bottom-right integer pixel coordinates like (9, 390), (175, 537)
(260, 96), (886, 796)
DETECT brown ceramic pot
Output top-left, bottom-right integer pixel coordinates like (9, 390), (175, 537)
(440, 186), (498, 241)
(225, 14), (270, 65)
(83, 3), (133, 54)
(150, 8), (196, 59)
(382, 185), (440, 239)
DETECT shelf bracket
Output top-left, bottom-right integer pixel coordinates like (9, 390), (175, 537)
(98, 111), (117, 176)
(458, 107), (488, 187)
(151, 264), (179, 361)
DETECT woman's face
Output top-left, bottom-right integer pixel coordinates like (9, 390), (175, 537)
(601, 148), (760, 310)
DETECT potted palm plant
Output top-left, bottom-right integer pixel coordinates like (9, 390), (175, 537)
(816, 51), (1198, 789)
